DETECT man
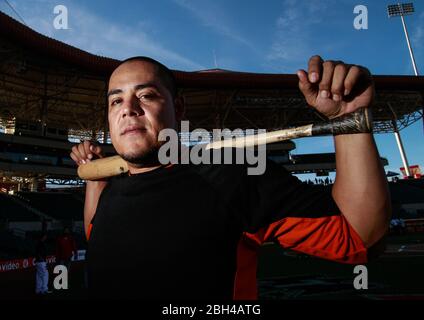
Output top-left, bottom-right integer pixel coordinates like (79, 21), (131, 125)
(55, 227), (77, 272)
(35, 233), (50, 295)
(70, 56), (391, 299)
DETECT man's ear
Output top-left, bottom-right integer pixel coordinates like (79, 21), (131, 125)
(174, 96), (185, 122)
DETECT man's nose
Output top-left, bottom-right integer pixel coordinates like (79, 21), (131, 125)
(122, 96), (144, 117)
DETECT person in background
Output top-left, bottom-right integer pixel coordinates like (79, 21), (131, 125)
(55, 227), (77, 273)
(35, 233), (50, 295)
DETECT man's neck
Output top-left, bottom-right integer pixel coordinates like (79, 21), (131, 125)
(127, 162), (164, 175)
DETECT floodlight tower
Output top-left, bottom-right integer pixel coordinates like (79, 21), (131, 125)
(387, 2), (420, 178)
(387, 2), (419, 75)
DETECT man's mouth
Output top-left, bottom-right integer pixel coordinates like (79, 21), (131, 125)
(121, 126), (147, 135)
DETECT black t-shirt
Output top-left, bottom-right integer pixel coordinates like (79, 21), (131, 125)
(87, 156), (341, 300)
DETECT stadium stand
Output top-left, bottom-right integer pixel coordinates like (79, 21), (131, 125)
(17, 192), (84, 221)
(389, 181), (424, 218)
(395, 177), (424, 190)
(0, 230), (34, 259)
(0, 193), (41, 222)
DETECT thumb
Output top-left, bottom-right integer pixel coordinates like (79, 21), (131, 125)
(297, 69), (318, 105)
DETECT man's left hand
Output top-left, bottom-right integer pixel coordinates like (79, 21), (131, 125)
(297, 55), (375, 119)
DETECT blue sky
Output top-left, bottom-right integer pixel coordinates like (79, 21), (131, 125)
(1, 0), (423, 177)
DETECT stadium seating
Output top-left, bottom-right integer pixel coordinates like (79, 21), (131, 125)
(0, 230), (35, 259)
(17, 192), (84, 221)
(0, 193), (41, 222)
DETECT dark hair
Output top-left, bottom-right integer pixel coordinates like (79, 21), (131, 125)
(115, 56), (178, 98)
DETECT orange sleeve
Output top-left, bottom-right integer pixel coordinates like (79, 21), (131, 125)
(233, 235), (261, 300)
(86, 223), (93, 241)
(245, 215), (368, 264)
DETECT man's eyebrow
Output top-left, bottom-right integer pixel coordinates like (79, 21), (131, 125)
(107, 89), (122, 98)
(133, 83), (160, 92)
(107, 83), (159, 99)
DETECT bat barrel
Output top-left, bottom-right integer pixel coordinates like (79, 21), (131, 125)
(77, 155), (128, 180)
(205, 124), (313, 150)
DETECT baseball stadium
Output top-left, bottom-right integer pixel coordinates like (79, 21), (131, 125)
(0, 2), (424, 303)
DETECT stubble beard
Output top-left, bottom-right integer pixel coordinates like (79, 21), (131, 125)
(119, 140), (164, 168)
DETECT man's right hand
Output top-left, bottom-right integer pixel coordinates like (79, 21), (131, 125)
(71, 141), (108, 234)
(70, 140), (104, 166)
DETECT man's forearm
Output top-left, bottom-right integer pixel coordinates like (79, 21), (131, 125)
(84, 180), (108, 236)
(332, 133), (391, 247)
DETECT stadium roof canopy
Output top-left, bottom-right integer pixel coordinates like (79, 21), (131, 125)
(0, 11), (423, 142)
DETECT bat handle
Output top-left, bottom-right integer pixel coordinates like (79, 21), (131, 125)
(311, 107), (373, 136)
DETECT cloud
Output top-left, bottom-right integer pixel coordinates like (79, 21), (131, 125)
(4, 0), (204, 70)
(403, 11), (424, 74)
(266, 0), (332, 72)
(411, 11), (424, 48)
(172, 0), (256, 52)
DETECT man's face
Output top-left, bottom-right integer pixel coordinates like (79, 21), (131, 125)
(107, 61), (177, 164)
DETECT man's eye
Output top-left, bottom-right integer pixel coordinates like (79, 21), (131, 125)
(139, 93), (155, 101)
(111, 99), (122, 106)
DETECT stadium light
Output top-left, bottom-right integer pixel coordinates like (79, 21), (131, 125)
(387, 3), (420, 178)
(387, 3), (414, 17)
(387, 2), (419, 76)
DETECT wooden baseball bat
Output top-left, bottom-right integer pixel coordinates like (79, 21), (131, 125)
(77, 107), (372, 180)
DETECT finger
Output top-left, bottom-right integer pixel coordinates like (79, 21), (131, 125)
(77, 143), (88, 161)
(89, 144), (104, 158)
(82, 140), (93, 159)
(331, 63), (349, 102)
(307, 55), (323, 83)
(71, 145), (83, 163)
(70, 146), (85, 165)
(297, 69), (318, 105)
(344, 65), (363, 96)
(318, 60), (336, 99)
(69, 152), (80, 165)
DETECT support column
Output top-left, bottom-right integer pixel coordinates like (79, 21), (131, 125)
(30, 177), (38, 192)
(392, 120), (411, 177)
